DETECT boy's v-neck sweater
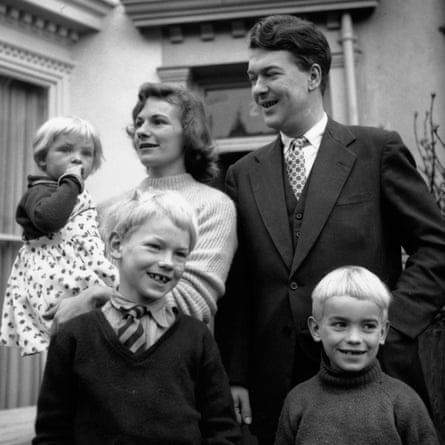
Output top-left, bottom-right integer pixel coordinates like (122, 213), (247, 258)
(274, 358), (439, 445)
(33, 309), (240, 445)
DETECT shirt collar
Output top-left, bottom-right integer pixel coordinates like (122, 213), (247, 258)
(150, 304), (174, 328)
(110, 291), (174, 328)
(281, 112), (328, 152)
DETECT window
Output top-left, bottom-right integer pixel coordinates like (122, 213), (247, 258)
(194, 62), (277, 142)
(193, 62), (331, 188)
(192, 63), (275, 187)
(0, 75), (48, 409)
(205, 84), (275, 139)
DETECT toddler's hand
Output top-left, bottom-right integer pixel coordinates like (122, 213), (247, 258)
(59, 165), (84, 192)
(64, 165), (84, 180)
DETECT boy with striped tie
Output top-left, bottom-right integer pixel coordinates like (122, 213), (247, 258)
(33, 190), (240, 445)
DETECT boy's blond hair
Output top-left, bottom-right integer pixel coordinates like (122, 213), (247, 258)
(311, 265), (392, 320)
(106, 190), (198, 252)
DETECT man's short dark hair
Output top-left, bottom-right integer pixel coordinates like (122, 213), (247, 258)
(249, 15), (332, 94)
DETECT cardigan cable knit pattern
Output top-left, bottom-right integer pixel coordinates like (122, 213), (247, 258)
(99, 173), (237, 324)
(274, 358), (439, 445)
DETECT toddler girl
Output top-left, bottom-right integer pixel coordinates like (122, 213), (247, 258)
(0, 116), (118, 356)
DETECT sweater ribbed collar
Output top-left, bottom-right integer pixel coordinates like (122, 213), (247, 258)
(319, 352), (382, 388)
(139, 173), (195, 191)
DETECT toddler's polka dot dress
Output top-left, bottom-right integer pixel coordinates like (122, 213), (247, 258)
(0, 190), (118, 355)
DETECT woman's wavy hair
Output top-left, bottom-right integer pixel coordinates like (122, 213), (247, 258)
(127, 82), (219, 183)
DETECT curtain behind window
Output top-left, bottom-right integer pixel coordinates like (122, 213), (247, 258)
(0, 75), (48, 408)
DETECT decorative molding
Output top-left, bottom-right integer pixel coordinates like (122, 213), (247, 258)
(0, 3), (80, 44)
(0, 40), (74, 74)
(0, 0), (115, 36)
(326, 12), (341, 30)
(157, 66), (192, 86)
(0, 38), (72, 115)
(167, 25), (183, 43)
(231, 20), (246, 38)
(121, 0), (379, 29)
(200, 23), (214, 42)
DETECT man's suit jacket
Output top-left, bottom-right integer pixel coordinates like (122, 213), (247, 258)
(215, 118), (445, 437)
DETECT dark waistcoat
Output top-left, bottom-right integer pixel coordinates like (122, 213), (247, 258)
(282, 154), (309, 250)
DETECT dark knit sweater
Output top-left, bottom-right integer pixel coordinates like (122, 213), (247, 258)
(16, 175), (82, 240)
(33, 310), (240, 445)
(274, 358), (439, 445)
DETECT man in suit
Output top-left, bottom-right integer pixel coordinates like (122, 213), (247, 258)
(215, 14), (445, 445)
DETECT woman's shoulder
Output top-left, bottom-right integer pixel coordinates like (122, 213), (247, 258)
(186, 181), (234, 206)
(187, 184), (236, 222)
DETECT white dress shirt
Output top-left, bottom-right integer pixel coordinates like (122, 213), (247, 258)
(103, 292), (176, 349)
(281, 112), (328, 178)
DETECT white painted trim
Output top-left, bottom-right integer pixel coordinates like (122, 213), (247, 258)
(9, 0), (115, 33)
(0, 39), (73, 115)
(0, 233), (22, 243)
(215, 135), (277, 153)
(121, 0), (379, 28)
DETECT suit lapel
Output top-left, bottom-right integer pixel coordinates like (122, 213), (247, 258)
(291, 121), (357, 275)
(250, 138), (293, 269)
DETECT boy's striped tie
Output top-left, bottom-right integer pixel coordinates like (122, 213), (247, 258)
(117, 305), (148, 354)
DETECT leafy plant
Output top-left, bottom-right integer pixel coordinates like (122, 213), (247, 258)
(414, 93), (445, 216)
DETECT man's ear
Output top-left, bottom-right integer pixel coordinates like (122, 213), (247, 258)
(308, 316), (321, 342)
(308, 64), (322, 91)
(108, 232), (123, 260)
(379, 320), (390, 345)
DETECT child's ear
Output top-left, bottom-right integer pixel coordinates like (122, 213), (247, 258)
(108, 232), (123, 260)
(37, 159), (46, 171)
(308, 316), (321, 342)
(379, 319), (390, 345)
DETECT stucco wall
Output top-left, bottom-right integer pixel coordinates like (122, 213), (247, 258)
(69, 3), (162, 203)
(356, 0), (445, 165)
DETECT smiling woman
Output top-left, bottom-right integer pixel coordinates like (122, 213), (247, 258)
(127, 82), (220, 183)
(130, 96), (186, 178)
(48, 83), (237, 327)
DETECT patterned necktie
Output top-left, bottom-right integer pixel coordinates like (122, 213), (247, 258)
(285, 137), (309, 200)
(117, 305), (148, 354)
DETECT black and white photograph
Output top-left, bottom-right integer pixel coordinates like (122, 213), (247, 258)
(0, 1), (444, 444)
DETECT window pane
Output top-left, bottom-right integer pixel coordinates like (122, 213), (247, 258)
(205, 86), (276, 139)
